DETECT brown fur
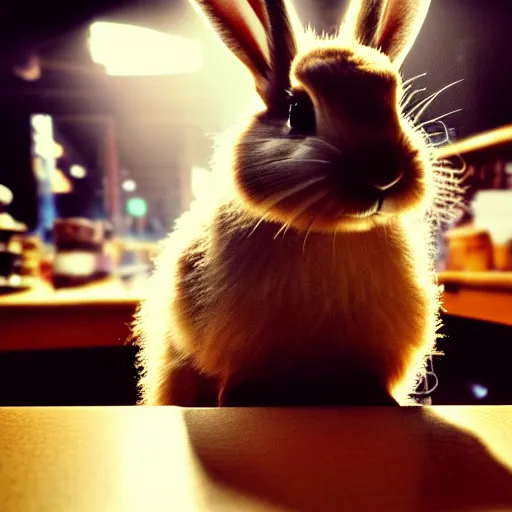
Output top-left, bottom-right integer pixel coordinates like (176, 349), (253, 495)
(133, 0), (443, 406)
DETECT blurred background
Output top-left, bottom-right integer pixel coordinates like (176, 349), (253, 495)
(0, 0), (511, 407)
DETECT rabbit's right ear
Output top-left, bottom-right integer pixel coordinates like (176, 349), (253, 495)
(191, 0), (299, 114)
(342, 0), (388, 49)
(343, 0), (431, 68)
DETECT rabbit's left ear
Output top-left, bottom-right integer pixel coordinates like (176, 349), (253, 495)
(191, 0), (300, 114)
(342, 0), (431, 68)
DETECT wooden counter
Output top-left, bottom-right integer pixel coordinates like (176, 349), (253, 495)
(439, 271), (512, 327)
(0, 279), (140, 352)
(1, 406), (512, 511)
(0, 271), (510, 353)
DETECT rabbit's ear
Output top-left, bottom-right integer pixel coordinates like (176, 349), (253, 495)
(376, 0), (431, 67)
(192, 0), (298, 113)
(342, 0), (389, 49)
(343, 0), (430, 68)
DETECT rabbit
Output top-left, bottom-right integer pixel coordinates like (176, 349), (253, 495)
(133, 0), (453, 407)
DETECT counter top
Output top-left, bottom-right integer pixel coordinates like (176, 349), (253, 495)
(1, 406), (512, 511)
(439, 272), (512, 326)
(439, 271), (512, 292)
(0, 278), (139, 352)
(0, 272), (511, 353)
(0, 277), (141, 306)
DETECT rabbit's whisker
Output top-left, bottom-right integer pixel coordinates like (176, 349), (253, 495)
(260, 176), (327, 210)
(434, 158), (461, 167)
(435, 194), (464, 205)
(400, 87), (426, 110)
(426, 120), (450, 142)
(418, 109), (463, 128)
(430, 140), (449, 148)
(433, 160), (468, 176)
(248, 213), (271, 238)
(256, 137), (342, 158)
(248, 177), (326, 239)
(409, 80), (463, 123)
(401, 84), (413, 98)
(281, 221), (294, 238)
(402, 72), (427, 87)
(435, 184), (466, 195)
(433, 174), (466, 187)
(273, 221), (290, 239)
(247, 178), (325, 237)
(303, 216), (318, 252)
(431, 207), (463, 224)
(274, 190), (329, 241)
(263, 158), (331, 166)
(302, 203), (330, 252)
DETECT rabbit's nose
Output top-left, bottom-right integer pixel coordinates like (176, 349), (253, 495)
(358, 144), (404, 192)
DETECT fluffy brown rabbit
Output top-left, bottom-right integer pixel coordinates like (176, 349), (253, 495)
(133, 0), (456, 407)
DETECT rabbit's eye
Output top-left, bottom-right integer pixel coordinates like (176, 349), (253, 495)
(288, 91), (316, 136)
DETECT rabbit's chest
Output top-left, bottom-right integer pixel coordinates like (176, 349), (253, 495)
(213, 226), (414, 336)
(195, 218), (436, 388)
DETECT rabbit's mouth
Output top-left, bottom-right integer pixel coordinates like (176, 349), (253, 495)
(324, 143), (427, 223)
(335, 196), (382, 219)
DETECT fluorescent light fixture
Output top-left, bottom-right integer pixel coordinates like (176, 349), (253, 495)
(89, 22), (202, 76)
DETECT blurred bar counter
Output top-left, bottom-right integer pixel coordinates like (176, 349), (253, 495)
(440, 271), (512, 327)
(0, 271), (511, 352)
(0, 234), (159, 351)
(0, 277), (141, 352)
(435, 122), (512, 328)
(3, 120), (512, 353)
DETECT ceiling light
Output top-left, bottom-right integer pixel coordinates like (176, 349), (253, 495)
(70, 165), (87, 179)
(89, 22), (202, 76)
(122, 179), (137, 192)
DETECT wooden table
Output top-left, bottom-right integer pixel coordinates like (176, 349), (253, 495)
(0, 406), (511, 511)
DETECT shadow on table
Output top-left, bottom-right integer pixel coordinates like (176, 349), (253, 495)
(184, 407), (512, 512)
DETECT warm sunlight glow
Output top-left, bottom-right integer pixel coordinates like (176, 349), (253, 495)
(89, 22), (203, 76)
(191, 166), (212, 200)
(432, 407), (512, 472)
